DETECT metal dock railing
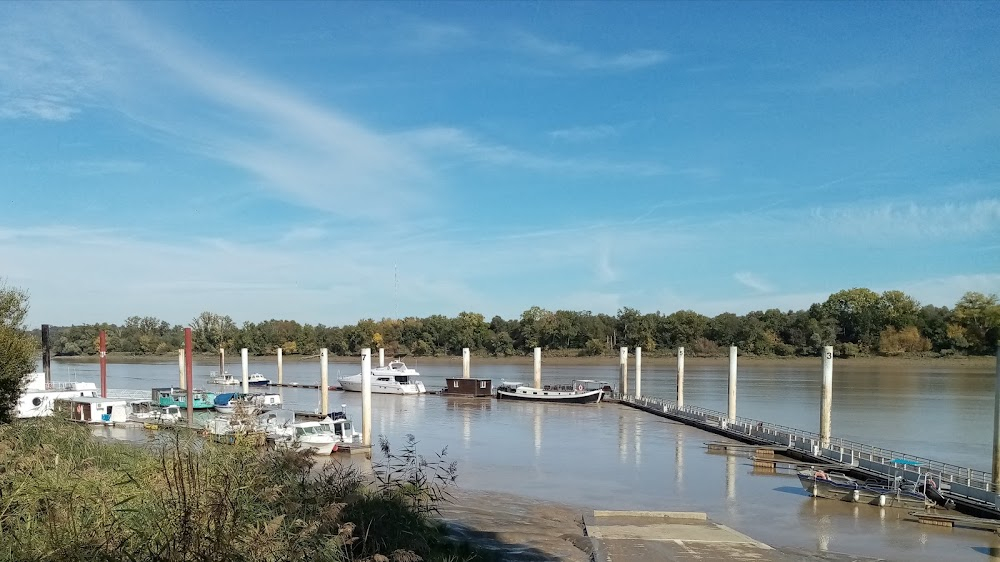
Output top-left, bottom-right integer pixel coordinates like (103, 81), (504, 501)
(614, 393), (999, 510)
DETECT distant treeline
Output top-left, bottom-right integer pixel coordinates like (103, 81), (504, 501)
(34, 289), (999, 359)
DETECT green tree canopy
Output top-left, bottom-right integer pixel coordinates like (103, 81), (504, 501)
(1, 283), (36, 423)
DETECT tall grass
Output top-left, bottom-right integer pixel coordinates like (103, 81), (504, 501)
(0, 418), (489, 562)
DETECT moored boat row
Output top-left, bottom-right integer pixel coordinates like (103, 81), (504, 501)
(797, 467), (956, 510)
(494, 379), (610, 404)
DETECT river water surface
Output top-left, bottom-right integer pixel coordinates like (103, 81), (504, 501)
(54, 356), (999, 561)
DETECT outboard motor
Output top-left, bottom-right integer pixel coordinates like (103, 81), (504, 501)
(922, 477), (953, 508)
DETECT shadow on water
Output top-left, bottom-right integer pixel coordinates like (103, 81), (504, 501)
(972, 546), (1000, 559)
(774, 485), (813, 497)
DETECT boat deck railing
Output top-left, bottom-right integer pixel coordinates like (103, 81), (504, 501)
(106, 389), (153, 401)
(615, 393), (998, 507)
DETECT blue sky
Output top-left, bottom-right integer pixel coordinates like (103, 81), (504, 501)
(1, 1), (998, 327)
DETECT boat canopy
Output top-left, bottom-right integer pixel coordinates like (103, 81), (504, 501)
(215, 393), (237, 405)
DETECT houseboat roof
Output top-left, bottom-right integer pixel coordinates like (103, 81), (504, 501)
(59, 396), (127, 405)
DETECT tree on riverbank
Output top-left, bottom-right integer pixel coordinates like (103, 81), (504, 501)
(0, 282), (36, 424)
(34, 289), (1000, 359)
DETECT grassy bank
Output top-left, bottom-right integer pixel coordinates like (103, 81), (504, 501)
(0, 418), (490, 562)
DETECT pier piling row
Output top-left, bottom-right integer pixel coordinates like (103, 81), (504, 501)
(533, 347), (541, 389)
(619, 347), (628, 395)
(993, 345), (1000, 499)
(241, 348), (249, 394)
(634, 346), (642, 399)
(184, 328), (193, 422)
(676, 347), (684, 408)
(610, 346), (1000, 517)
(820, 345), (833, 449)
(277, 347), (283, 385)
(320, 348), (329, 415)
(727, 346), (737, 423)
(178, 349), (185, 390)
(361, 347), (372, 447)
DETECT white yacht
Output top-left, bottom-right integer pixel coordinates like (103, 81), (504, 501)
(208, 371), (240, 385)
(337, 359), (426, 394)
(17, 372), (99, 418)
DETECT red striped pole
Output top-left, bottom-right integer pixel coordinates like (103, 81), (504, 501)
(185, 327), (194, 422)
(99, 330), (107, 398)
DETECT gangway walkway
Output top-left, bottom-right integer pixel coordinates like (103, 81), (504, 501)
(613, 393), (1000, 515)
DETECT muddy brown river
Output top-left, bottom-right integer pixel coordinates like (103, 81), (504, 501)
(72, 356), (1000, 561)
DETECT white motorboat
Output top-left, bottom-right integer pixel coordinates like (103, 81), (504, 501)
(338, 359), (426, 394)
(258, 410), (358, 454)
(208, 371), (240, 385)
(247, 373), (271, 386)
(495, 379), (608, 404)
(213, 392), (282, 415)
(17, 372), (99, 418)
(128, 401), (182, 424)
(320, 413), (360, 445)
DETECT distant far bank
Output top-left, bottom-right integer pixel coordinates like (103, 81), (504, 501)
(51, 351), (995, 368)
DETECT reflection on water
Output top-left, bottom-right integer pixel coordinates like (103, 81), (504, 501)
(634, 421), (641, 466)
(532, 409), (541, 457)
(726, 453), (736, 504)
(617, 413), (626, 463)
(675, 433), (684, 491)
(55, 357), (1000, 562)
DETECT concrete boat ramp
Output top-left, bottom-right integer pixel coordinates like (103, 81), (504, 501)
(584, 511), (882, 562)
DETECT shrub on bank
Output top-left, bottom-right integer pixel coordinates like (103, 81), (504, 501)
(0, 418), (488, 562)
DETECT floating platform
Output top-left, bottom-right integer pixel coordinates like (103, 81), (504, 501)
(334, 443), (372, 457)
(611, 395), (1000, 519)
(267, 383), (340, 390)
(909, 511), (1000, 532)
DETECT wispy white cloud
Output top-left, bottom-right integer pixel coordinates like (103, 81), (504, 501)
(899, 274), (1000, 306)
(733, 272), (773, 294)
(0, 5), (111, 121)
(0, 95), (78, 121)
(548, 124), (619, 142)
(399, 21), (472, 52)
(70, 159), (144, 175)
(595, 239), (617, 284)
(0, 4), (435, 219)
(401, 126), (668, 176)
(810, 65), (909, 92)
(280, 226), (327, 243)
(511, 31), (668, 71)
(806, 198), (1000, 240)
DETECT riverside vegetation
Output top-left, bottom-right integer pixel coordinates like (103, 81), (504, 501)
(36, 289), (1000, 360)
(0, 418), (486, 562)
